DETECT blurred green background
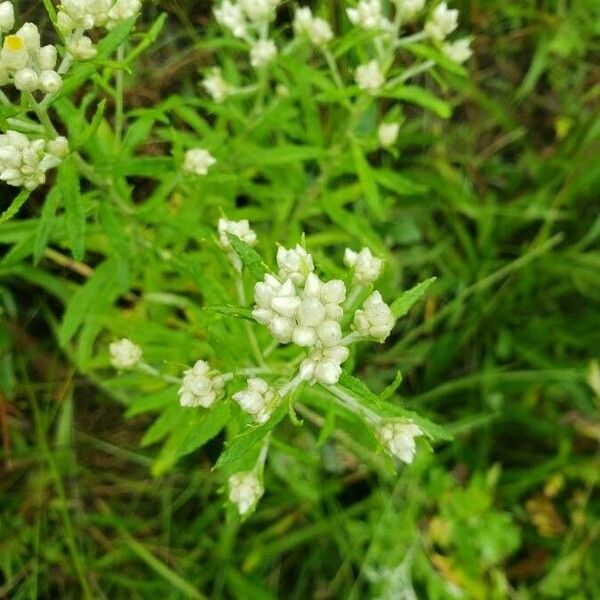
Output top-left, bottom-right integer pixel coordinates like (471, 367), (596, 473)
(1, 0), (599, 598)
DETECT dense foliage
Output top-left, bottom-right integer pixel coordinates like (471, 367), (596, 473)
(1, 0), (599, 598)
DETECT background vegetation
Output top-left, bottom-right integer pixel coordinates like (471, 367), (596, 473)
(1, 0), (599, 598)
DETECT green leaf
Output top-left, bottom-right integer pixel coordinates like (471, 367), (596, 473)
(381, 370), (403, 400)
(227, 233), (268, 280)
(382, 85), (452, 119)
(152, 402), (231, 476)
(351, 141), (385, 220)
(204, 305), (254, 320)
(58, 259), (126, 347)
(57, 159), (85, 261)
(0, 190), (30, 224)
(374, 169), (427, 196)
(391, 277), (437, 319)
(33, 186), (61, 264)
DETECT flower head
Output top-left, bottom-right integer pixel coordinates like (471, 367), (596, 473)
(378, 421), (423, 463)
(214, 0), (247, 38)
(250, 39), (277, 68)
(277, 244), (314, 286)
(109, 338), (142, 370)
(238, 0), (278, 22)
(0, 2), (15, 33)
(228, 471), (264, 515)
(355, 60), (384, 94)
(425, 2), (458, 41)
(377, 122), (400, 147)
(395, 0), (425, 19)
(218, 218), (258, 251)
(354, 291), (395, 341)
(347, 0), (389, 31)
(442, 38), (472, 63)
(293, 7), (333, 46)
(344, 247), (383, 284)
(183, 148), (216, 176)
(178, 360), (225, 408)
(233, 377), (279, 424)
(202, 67), (230, 102)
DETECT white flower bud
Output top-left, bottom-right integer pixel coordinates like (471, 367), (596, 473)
(1, 35), (29, 70)
(107, 0), (141, 25)
(183, 147), (216, 176)
(377, 122), (400, 147)
(202, 68), (230, 103)
(233, 377), (279, 424)
(14, 68), (39, 91)
(425, 2), (459, 41)
(250, 40), (277, 68)
(0, 2), (15, 33)
(214, 1), (247, 39)
(378, 421), (423, 463)
(109, 338), (142, 370)
(347, 0), (389, 31)
(297, 297), (326, 327)
(16, 23), (41, 52)
(67, 35), (97, 60)
(317, 320), (342, 347)
(39, 70), (62, 93)
(38, 45), (58, 70)
(269, 315), (294, 343)
(355, 60), (384, 94)
(315, 360), (342, 386)
(344, 247), (383, 284)
(218, 218), (258, 251)
(354, 291), (395, 341)
(178, 360), (225, 408)
(228, 471), (263, 515)
(293, 325), (317, 347)
(239, 0), (278, 22)
(396, 0), (425, 19)
(47, 136), (70, 158)
(442, 38), (472, 63)
(277, 244), (314, 285)
(293, 7), (333, 46)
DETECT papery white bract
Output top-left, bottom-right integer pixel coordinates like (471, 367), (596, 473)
(293, 7), (333, 46)
(109, 338), (142, 370)
(250, 39), (277, 68)
(218, 218), (258, 251)
(228, 471), (264, 515)
(344, 247), (383, 284)
(378, 421), (423, 463)
(355, 60), (385, 94)
(183, 148), (216, 176)
(354, 291), (395, 341)
(178, 360), (225, 408)
(377, 122), (400, 148)
(443, 38), (472, 63)
(202, 67), (230, 102)
(0, 1), (15, 33)
(347, 0), (389, 31)
(233, 377), (279, 424)
(214, 1), (247, 39)
(277, 244), (314, 286)
(425, 2), (459, 41)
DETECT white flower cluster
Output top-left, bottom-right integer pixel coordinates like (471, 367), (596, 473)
(377, 122), (401, 147)
(228, 471), (263, 516)
(0, 8), (62, 94)
(347, 0), (390, 31)
(0, 131), (68, 190)
(57, 0), (142, 60)
(251, 241), (395, 386)
(183, 148), (216, 176)
(233, 377), (279, 424)
(178, 360), (225, 408)
(109, 338), (142, 370)
(214, 0), (280, 69)
(355, 60), (385, 95)
(293, 7), (333, 47)
(202, 67), (230, 103)
(378, 420), (423, 464)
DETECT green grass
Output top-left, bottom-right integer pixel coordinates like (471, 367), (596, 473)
(1, 0), (600, 598)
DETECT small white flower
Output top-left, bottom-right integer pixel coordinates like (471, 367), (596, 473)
(277, 244), (314, 286)
(377, 122), (400, 147)
(344, 247), (383, 284)
(218, 218), (258, 251)
(425, 2), (459, 41)
(354, 291), (395, 341)
(0, 131), (65, 190)
(107, 0), (141, 27)
(1, 34), (29, 70)
(355, 60), (385, 94)
(183, 147), (216, 176)
(442, 38), (472, 63)
(109, 338), (142, 370)
(202, 67), (230, 103)
(67, 35), (97, 59)
(178, 360), (225, 408)
(347, 0), (389, 31)
(250, 39), (277, 68)
(253, 276), (300, 344)
(0, 1), (15, 33)
(299, 344), (350, 386)
(214, 1), (247, 39)
(378, 421), (423, 463)
(14, 67), (38, 91)
(233, 377), (279, 424)
(228, 471), (264, 515)
(47, 136), (70, 158)
(395, 0), (425, 19)
(293, 7), (333, 46)
(238, 0), (278, 22)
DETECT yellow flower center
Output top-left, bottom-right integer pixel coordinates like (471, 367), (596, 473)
(4, 35), (24, 52)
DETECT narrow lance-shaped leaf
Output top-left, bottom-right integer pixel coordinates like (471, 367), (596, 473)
(391, 277), (437, 319)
